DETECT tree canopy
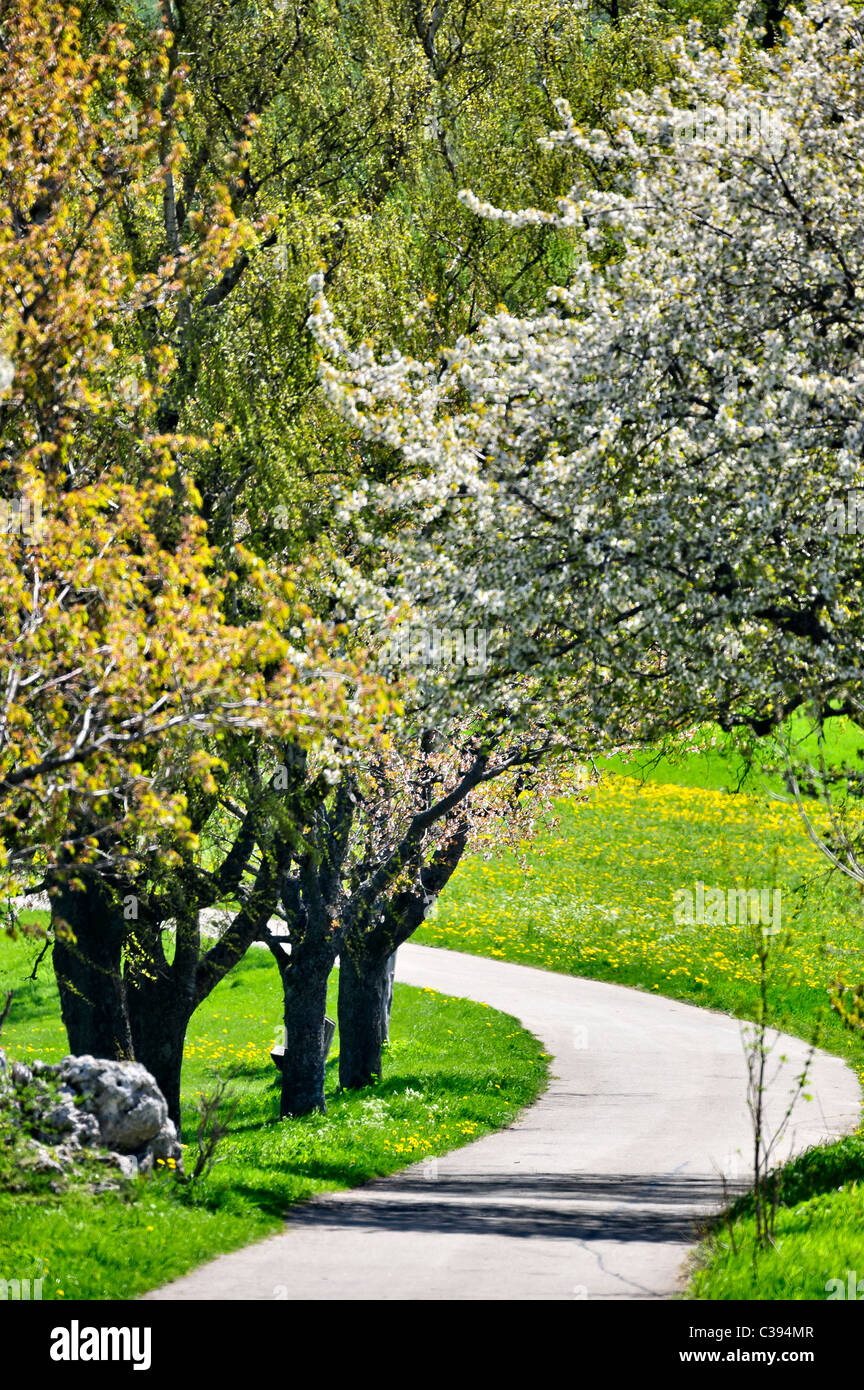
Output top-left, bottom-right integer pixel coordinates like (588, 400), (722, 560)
(312, 0), (864, 752)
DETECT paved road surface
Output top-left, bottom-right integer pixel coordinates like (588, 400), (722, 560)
(145, 943), (860, 1300)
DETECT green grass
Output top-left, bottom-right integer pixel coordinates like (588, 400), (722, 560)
(415, 738), (864, 1300)
(0, 931), (547, 1300)
(688, 1135), (864, 1300)
(599, 713), (864, 796)
(418, 775), (864, 1061)
(689, 1184), (864, 1300)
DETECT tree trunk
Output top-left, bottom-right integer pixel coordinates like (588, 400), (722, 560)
(126, 920), (198, 1135)
(51, 883), (132, 1061)
(280, 958), (332, 1117)
(127, 983), (190, 1133)
(337, 949), (393, 1090)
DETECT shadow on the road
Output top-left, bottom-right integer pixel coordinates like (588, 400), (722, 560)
(281, 1172), (750, 1244)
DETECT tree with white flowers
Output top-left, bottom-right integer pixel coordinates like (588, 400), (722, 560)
(311, 0), (864, 749)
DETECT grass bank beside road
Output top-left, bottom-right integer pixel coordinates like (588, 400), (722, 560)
(0, 931), (547, 1300)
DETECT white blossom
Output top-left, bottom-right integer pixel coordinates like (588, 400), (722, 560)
(309, 1), (864, 740)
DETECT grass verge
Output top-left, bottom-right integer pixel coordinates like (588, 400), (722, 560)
(0, 931), (547, 1300)
(687, 1134), (864, 1299)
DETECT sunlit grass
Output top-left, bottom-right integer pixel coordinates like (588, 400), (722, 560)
(689, 1136), (864, 1300)
(418, 774), (864, 1063)
(0, 936), (547, 1299)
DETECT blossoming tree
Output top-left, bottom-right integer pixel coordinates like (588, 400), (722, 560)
(311, 0), (864, 752)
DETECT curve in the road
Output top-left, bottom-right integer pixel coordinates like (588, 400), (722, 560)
(145, 943), (861, 1301)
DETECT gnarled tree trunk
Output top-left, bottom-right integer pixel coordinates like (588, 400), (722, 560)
(126, 863), (282, 1136)
(337, 825), (468, 1091)
(51, 882), (133, 1061)
(127, 971), (191, 1132)
(281, 953), (332, 1117)
(337, 948), (395, 1090)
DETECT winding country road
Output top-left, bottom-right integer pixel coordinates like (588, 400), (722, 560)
(146, 943), (861, 1301)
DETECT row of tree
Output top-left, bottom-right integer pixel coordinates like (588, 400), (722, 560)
(7, 0), (862, 1137)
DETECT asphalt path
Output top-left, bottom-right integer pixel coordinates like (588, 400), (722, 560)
(146, 943), (861, 1300)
